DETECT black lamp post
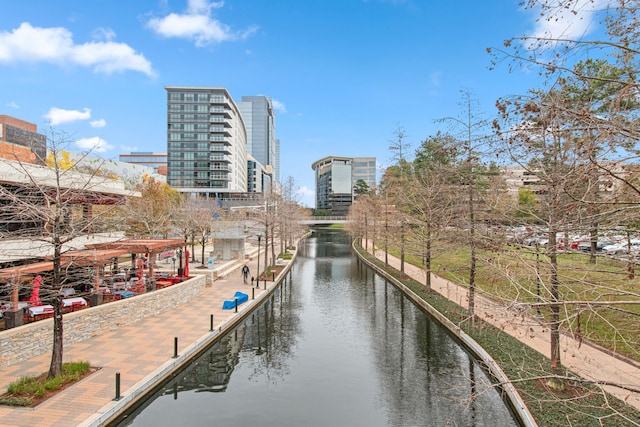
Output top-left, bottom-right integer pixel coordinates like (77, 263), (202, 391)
(535, 241), (543, 318)
(256, 235), (261, 288)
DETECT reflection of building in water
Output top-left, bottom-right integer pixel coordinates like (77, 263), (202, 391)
(162, 324), (246, 395)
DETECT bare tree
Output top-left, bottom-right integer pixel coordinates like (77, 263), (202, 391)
(0, 129), (136, 378)
(279, 176), (308, 250)
(438, 89), (493, 325)
(404, 132), (458, 291)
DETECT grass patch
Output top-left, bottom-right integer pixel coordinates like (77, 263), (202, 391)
(386, 241), (640, 361)
(356, 244), (640, 426)
(0, 361), (96, 407)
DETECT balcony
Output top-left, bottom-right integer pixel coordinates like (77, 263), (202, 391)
(209, 136), (232, 144)
(210, 164), (231, 172)
(209, 106), (231, 117)
(209, 117), (231, 127)
(210, 145), (231, 156)
(210, 173), (231, 181)
(209, 96), (231, 107)
(209, 154), (231, 163)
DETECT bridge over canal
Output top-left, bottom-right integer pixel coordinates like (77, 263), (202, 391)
(299, 216), (348, 225)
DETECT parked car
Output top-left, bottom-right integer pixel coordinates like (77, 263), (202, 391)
(576, 241), (616, 252)
(602, 240), (640, 255)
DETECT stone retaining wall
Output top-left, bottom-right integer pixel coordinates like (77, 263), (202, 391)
(0, 274), (208, 368)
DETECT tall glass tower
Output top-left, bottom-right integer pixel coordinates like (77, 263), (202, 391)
(238, 96), (279, 184)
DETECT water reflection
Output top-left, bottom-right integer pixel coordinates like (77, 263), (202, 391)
(115, 229), (519, 427)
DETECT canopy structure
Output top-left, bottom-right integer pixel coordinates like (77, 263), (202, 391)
(84, 238), (187, 281)
(84, 239), (185, 255)
(0, 238), (187, 310)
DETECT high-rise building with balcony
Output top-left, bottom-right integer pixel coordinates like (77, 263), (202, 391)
(165, 87), (248, 199)
(311, 156), (376, 215)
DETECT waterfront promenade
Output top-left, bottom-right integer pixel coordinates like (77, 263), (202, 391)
(0, 254), (273, 427)
(0, 242), (638, 426)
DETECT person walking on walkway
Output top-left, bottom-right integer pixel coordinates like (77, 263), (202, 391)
(241, 265), (250, 284)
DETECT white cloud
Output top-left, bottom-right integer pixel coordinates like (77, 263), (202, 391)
(75, 136), (114, 153)
(272, 99), (287, 113)
(529, 0), (609, 41)
(120, 144), (139, 152)
(91, 27), (116, 42)
(146, 0), (258, 47)
(44, 107), (91, 125)
(0, 22), (154, 75)
(6, 101), (19, 109)
(429, 71), (442, 87)
(90, 119), (106, 128)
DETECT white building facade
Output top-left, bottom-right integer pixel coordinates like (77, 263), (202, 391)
(165, 86), (248, 199)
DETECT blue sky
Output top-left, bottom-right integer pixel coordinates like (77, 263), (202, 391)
(0, 0), (606, 207)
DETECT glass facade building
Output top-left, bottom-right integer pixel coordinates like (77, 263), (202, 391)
(165, 87), (248, 199)
(238, 96), (279, 185)
(311, 156), (376, 215)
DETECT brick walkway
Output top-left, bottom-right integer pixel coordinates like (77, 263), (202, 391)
(0, 255), (272, 427)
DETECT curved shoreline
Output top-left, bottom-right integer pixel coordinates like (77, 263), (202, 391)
(352, 240), (538, 427)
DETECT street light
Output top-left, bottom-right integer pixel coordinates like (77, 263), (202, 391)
(256, 235), (261, 288)
(535, 241), (543, 318)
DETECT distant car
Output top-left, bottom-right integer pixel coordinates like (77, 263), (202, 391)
(578, 241), (616, 252)
(602, 240), (640, 255)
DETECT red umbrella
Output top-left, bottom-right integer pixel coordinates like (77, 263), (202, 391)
(184, 250), (189, 277)
(136, 258), (144, 281)
(29, 275), (42, 306)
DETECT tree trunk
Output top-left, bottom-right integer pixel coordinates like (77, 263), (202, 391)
(400, 221), (405, 274)
(425, 227), (432, 292)
(48, 295), (63, 378)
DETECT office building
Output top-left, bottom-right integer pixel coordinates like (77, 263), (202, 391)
(311, 156), (376, 215)
(238, 96), (279, 183)
(0, 115), (46, 164)
(247, 155), (273, 194)
(165, 87), (248, 199)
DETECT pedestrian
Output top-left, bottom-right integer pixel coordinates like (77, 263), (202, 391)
(241, 264), (250, 284)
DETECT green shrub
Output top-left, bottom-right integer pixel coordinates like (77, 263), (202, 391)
(0, 396), (32, 406)
(3, 360), (91, 406)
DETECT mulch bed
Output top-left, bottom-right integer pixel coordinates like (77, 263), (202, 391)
(257, 265), (284, 281)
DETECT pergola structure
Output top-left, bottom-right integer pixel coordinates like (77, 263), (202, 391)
(0, 239), (186, 328)
(84, 238), (186, 282)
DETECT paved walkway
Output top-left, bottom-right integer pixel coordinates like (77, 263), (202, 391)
(367, 244), (640, 413)
(0, 253), (273, 427)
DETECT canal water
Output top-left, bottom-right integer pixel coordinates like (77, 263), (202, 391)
(115, 229), (520, 427)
